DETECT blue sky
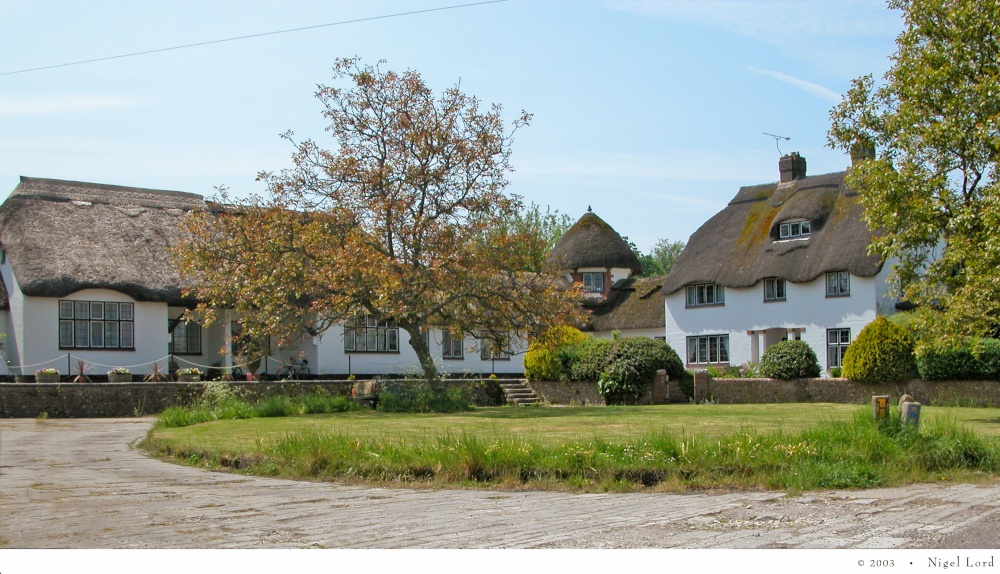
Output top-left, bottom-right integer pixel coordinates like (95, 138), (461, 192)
(1, 0), (902, 252)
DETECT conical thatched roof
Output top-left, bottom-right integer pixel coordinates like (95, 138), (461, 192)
(547, 211), (641, 273)
(662, 171), (883, 295)
(582, 276), (665, 332)
(0, 176), (207, 305)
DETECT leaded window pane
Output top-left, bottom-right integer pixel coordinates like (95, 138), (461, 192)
(120, 323), (134, 348)
(120, 303), (133, 321)
(75, 320), (90, 347)
(90, 322), (104, 347)
(75, 302), (90, 320)
(59, 320), (74, 347)
(60, 301), (74, 319)
(105, 321), (120, 348)
(90, 302), (104, 320)
(105, 304), (119, 320)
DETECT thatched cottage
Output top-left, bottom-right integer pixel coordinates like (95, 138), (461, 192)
(548, 210), (665, 338)
(0, 177), (525, 378)
(661, 153), (898, 374)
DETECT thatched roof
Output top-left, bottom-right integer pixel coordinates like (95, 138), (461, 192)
(662, 170), (883, 295)
(583, 276), (665, 332)
(547, 211), (642, 273)
(0, 176), (207, 305)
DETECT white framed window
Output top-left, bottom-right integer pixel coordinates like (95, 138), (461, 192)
(59, 300), (134, 350)
(686, 335), (729, 365)
(764, 277), (786, 301)
(344, 315), (399, 353)
(685, 283), (725, 307)
(442, 330), (464, 359)
(581, 272), (604, 293)
(779, 219), (811, 239)
(827, 328), (851, 369)
(826, 271), (850, 296)
(169, 320), (202, 355)
(480, 337), (510, 360)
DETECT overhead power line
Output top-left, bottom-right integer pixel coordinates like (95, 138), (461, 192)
(1, 0), (509, 77)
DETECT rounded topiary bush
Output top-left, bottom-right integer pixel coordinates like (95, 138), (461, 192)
(597, 337), (684, 404)
(841, 316), (918, 383)
(523, 325), (588, 381)
(759, 340), (821, 380)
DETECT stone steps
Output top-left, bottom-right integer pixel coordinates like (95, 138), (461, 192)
(499, 380), (540, 406)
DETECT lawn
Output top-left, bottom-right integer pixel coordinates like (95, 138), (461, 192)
(142, 403), (1000, 493)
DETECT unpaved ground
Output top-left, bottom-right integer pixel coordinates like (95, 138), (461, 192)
(1, 418), (998, 549)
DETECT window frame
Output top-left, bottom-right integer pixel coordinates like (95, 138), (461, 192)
(826, 271), (851, 297)
(581, 271), (605, 293)
(778, 219), (811, 239)
(58, 300), (135, 350)
(685, 283), (725, 308)
(686, 334), (730, 365)
(827, 328), (851, 369)
(344, 315), (400, 354)
(442, 330), (464, 360)
(479, 336), (511, 361)
(764, 277), (786, 302)
(169, 319), (203, 355)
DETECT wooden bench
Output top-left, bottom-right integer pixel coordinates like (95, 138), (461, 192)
(350, 380), (379, 407)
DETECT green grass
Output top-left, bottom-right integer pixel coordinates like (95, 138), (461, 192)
(142, 403), (1000, 493)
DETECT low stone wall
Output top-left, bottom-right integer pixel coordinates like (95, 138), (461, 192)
(693, 374), (1000, 407)
(0, 378), (505, 418)
(528, 380), (607, 406)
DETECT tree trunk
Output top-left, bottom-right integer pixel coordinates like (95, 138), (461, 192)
(403, 324), (439, 382)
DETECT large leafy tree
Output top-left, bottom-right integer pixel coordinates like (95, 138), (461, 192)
(175, 58), (583, 380)
(828, 0), (1000, 339)
(650, 238), (685, 275)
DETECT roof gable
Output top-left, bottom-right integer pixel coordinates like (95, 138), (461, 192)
(547, 211), (642, 273)
(662, 170), (883, 295)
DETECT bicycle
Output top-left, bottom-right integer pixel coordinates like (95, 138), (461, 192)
(276, 358), (310, 380)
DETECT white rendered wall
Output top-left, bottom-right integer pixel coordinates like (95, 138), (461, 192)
(315, 325), (526, 376)
(665, 274), (886, 375)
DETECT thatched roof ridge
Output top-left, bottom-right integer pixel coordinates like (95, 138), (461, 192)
(583, 276), (665, 332)
(547, 211), (641, 273)
(0, 176), (207, 304)
(661, 170), (883, 295)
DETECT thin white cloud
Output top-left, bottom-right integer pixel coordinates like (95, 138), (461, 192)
(610, 0), (900, 41)
(0, 94), (145, 115)
(745, 66), (842, 102)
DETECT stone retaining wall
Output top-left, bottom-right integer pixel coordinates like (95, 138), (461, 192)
(693, 374), (1000, 407)
(0, 378), (506, 418)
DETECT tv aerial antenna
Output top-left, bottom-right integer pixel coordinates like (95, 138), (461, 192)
(763, 132), (790, 155)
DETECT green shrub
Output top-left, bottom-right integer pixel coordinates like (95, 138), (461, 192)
(559, 337), (612, 382)
(916, 338), (1000, 381)
(597, 337), (684, 405)
(524, 325), (588, 381)
(841, 316), (918, 383)
(759, 340), (820, 380)
(972, 338), (1000, 380)
(376, 381), (473, 413)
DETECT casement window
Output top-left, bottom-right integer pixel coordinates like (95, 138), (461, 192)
(827, 328), (851, 369)
(169, 319), (202, 355)
(480, 337), (511, 360)
(826, 271), (851, 296)
(59, 300), (134, 350)
(779, 219), (811, 239)
(344, 315), (399, 353)
(442, 330), (464, 359)
(764, 277), (786, 301)
(581, 272), (604, 293)
(685, 283), (725, 307)
(687, 335), (729, 365)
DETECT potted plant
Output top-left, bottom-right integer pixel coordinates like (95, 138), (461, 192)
(144, 362), (168, 382)
(108, 367), (132, 383)
(35, 368), (60, 383)
(176, 367), (201, 382)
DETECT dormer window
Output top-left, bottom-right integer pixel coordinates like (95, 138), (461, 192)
(581, 272), (604, 293)
(779, 219), (811, 239)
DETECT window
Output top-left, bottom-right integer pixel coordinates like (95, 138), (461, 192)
(779, 219), (811, 239)
(685, 283), (725, 307)
(827, 328), (851, 369)
(686, 335), (729, 365)
(764, 278), (786, 301)
(169, 319), (202, 355)
(344, 315), (399, 353)
(581, 272), (604, 293)
(826, 271), (850, 296)
(59, 300), (134, 350)
(480, 337), (510, 360)
(442, 331), (464, 359)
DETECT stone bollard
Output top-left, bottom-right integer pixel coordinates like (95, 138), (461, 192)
(652, 369), (667, 404)
(693, 371), (710, 404)
(872, 395), (890, 420)
(901, 401), (922, 427)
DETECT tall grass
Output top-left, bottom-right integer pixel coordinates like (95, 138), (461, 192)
(154, 386), (362, 429)
(143, 407), (1000, 492)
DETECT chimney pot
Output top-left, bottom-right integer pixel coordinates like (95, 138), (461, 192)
(779, 152), (807, 183)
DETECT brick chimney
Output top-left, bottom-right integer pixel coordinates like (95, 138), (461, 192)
(779, 152), (806, 182)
